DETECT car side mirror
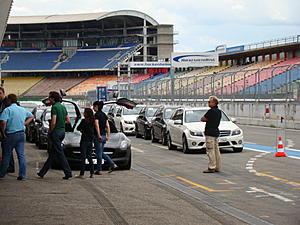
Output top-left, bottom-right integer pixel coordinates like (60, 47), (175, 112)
(116, 114), (121, 117)
(36, 118), (41, 123)
(231, 118), (237, 123)
(174, 119), (183, 125)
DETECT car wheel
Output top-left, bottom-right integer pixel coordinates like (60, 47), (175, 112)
(151, 129), (158, 143)
(144, 129), (150, 140)
(182, 136), (190, 154)
(122, 154), (131, 170)
(168, 134), (176, 150)
(162, 131), (168, 146)
(135, 126), (142, 138)
(233, 147), (243, 152)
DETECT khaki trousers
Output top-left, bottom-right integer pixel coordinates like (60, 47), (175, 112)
(205, 136), (221, 171)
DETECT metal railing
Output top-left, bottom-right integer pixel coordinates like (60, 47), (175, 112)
(127, 63), (300, 103)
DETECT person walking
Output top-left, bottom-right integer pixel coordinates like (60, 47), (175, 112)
(93, 101), (118, 175)
(0, 94), (33, 180)
(37, 91), (72, 180)
(0, 87), (15, 173)
(76, 108), (95, 178)
(201, 96), (222, 173)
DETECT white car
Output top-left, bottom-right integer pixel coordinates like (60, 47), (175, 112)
(167, 107), (243, 153)
(114, 105), (145, 134)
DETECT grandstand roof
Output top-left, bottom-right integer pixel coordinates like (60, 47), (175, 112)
(7, 10), (159, 26)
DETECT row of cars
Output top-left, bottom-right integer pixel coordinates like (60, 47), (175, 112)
(22, 98), (135, 169)
(107, 104), (244, 154)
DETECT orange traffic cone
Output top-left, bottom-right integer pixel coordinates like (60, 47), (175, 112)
(275, 137), (287, 157)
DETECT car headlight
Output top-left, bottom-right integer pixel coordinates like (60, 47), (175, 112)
(190, 130), (203, 136)
(232, 129), (242, 136)
(145, 121), (151, 126)
(120, 140), (129, 150)
(124, 120), (132, 124)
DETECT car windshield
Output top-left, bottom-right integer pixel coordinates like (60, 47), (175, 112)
(123, 107), (142, 115)
(146, 107), (159, 117)
(185, 110), (230, 123)
(102, 105), (111, 114)
(164, 108), (176, 119)
(45, 112), (51, 121)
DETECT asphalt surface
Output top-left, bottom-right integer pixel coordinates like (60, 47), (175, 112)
(0, 125), (299, 225)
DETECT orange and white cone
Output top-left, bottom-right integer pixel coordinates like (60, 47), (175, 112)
(275, 137), (287, 157)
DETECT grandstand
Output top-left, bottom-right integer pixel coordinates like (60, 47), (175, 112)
(0, 10), (175, 97)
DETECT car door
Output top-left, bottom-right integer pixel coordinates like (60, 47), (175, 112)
(114, 107), (122, 131)
(136, 109), (145, 134)
(168, 109), (179, 143)
(155, 110), (164, 139)
(172, 109), (184, 145)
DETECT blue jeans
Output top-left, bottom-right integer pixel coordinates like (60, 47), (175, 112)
(0, 132), (26, 178)
(80, 140), (94, 175)
(94, 135), (115, 171)
(39, 130), (72, 177)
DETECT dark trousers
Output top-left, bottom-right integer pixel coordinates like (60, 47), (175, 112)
(39, 130), (72, 177)
(79, 140), (94, 175)
(1, 141), (15, 172)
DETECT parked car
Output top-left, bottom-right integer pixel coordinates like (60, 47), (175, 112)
(26, 105), (48, 143)
(35, 108), (51, 149)
(167, 107), (244, 153)
(113, 105), (145, 134)
(151, 105), (179, 145)
(135, 105), (161, 140)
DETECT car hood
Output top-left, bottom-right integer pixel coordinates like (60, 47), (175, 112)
(62, 131), (131, 148)
(185, 121), (240, 131)
(123, 115), (138, 121)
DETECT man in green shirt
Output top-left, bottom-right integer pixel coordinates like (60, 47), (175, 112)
(37, 91), (72, 180)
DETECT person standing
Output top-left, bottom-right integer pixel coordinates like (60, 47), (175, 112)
(37, 91), (72, 180)
(93, 101), (118, 175)
(76, 108), (95, 178)
(0, 87), (15, 173)
(0, 94), (33, 180)
(201, 96), (222, 173)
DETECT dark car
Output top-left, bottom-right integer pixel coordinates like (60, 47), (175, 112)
(35, 108), (51, 149)
(151, 106), (179, 145)
(135, 105), (161, 140)
(26, 105), (48, 143)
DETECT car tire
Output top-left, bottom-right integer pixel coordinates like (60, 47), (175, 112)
(144, 129), (150, 140)
(135, 126), (142, 138)
(122, 154), (131, 170)
(233, 147), (243, 152)
(162, 131), (168, 146)
(182, 136), (190, 154)
(168, 134), (176, 150)
(151, 129), (158, 143)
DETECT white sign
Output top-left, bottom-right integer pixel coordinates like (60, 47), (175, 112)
(129, 62), (171, 68)
(171, 52), (219, 67)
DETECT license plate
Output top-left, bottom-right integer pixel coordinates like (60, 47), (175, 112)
(85, 159), (104, 165)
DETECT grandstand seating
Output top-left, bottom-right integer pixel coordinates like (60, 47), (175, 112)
(3, 76), (44, 96)
(0, 51), (61, 70)
(24, 77), (86, 97)
(67, 75), (117, 95)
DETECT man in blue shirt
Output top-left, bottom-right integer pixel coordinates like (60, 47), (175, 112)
(0, 94), (33, 180)
(0, 87), (15, 173)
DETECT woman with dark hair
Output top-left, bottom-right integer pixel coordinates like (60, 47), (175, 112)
(93, 101), (118, 174)
(76, 108), (95, 178)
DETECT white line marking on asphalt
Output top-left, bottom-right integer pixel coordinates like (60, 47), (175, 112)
(132, 147), (144, 153)
(286, 139), (295, 149)
(248, 187), (294, 202)
(244, 142), (257, 145)
(250, 158), (257, 161)
(151, 144), (168, 150)
(217, 180), (236, 185)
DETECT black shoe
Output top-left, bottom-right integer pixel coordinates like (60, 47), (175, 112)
(37, 172), (44, 179)
(94, 171), (102, 175)
(62, 175), (72, 180)
(108, 165), (118, 173)
(17, 176), (24, 181)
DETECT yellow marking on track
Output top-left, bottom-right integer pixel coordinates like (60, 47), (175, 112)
(176, 176), (232, 192)
(255, 172), (300, 187)
(132, 147), (144, 153)
(293, 188), (300, 189)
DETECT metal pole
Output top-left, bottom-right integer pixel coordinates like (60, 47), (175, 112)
(170, 66), (175, 103)
(128, 64), (131, 99)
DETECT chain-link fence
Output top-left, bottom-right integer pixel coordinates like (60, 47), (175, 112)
(129, 63), (300, 103)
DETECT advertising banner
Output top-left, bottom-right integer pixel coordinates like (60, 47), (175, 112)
(129, 62), (171, 68)
(171, 52), (219, 67)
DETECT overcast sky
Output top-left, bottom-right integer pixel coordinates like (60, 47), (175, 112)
(10, 0), (300, 52)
